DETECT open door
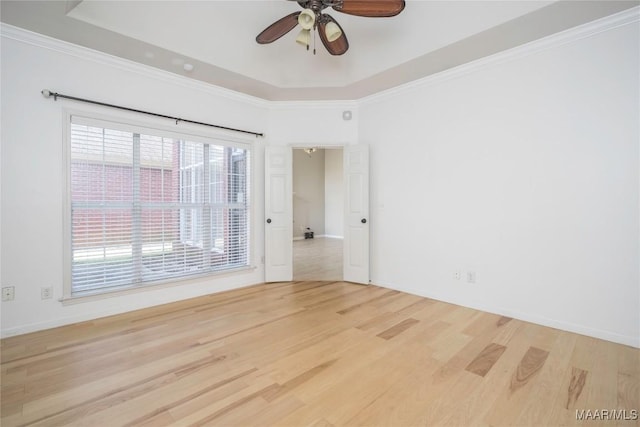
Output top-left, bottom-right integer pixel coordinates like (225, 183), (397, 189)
(343, 144), (369, 284)
(264, 146), (293, 282)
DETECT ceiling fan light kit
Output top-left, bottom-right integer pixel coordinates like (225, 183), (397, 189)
(324, 21), (342, 42)
(298, 9), (316, 30)
(296, 29), (311, 47)
(256, 0), (405, 56)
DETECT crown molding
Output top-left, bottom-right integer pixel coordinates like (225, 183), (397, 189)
(0, 23), (270, 109)
(359, 5), (640, 106)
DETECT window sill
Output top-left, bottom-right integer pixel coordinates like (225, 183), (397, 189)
(60, 265), (257, 305)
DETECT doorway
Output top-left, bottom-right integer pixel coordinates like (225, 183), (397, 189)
(292, 147), (344, 281)
(264, 144), (369, 284)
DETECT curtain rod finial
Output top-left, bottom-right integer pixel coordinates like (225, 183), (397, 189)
(41, 89), (51, 98)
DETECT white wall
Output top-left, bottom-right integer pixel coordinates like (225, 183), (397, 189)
(0, 27), (269, 336)
(267, 103), (358, 147)
(360, 16), (639, 347)
(325, 148), (344, 238)
(293, 149), (325, 239)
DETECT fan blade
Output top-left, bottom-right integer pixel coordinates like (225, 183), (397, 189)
(256, 12), (301, 44)
(333, 0), (405, 17)
(319, 15), (349, 56)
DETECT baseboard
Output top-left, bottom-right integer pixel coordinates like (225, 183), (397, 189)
(2, 313), (115, 338)
(376, 281), (640, 349)
(0, 281), (264, 338)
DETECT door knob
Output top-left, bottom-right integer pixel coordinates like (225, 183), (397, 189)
(361, 218), (367, 224)
(266, 218), (272, 224)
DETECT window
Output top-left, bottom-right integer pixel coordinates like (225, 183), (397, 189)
(68, 116), (251, 297)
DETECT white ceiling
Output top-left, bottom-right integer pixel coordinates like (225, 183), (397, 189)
(1, 0), (637, 100)
(66, 0), (553, 88)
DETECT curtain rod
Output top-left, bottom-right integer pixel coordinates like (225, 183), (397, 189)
(41, 89), (264, 138)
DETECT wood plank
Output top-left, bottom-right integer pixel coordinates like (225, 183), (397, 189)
(511, 346), (550, 393)
(465, 343), (507, 377)
(567, 367), (588, 409)
(376, 318), (419, 340)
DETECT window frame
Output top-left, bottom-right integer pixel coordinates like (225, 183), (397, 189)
(62, 108), (256, 301)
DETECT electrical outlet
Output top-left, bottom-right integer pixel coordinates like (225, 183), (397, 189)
(2, 286), (15, 301)
(453, 271), (461, 280)
(467, 271), (476, 284)
(41, 287), (53, 300)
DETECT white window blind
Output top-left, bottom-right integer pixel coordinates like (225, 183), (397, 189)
(69, 117), (251, 296)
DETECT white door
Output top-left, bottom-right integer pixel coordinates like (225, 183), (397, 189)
(343, 145), (369, 284)
(264, 146), (293, 282)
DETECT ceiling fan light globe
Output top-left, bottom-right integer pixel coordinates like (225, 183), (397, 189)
(298, 9), (315, 30)
(324, 21), (342, 42)
(295, 29), (311, 46)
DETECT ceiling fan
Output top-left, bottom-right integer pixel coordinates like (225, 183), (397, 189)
(256, 0), (405, 56)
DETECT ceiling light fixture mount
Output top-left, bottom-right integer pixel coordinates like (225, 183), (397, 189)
(256, 0), (405, 56)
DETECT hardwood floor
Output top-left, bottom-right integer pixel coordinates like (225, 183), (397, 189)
(293, 238), (342, 282)
(1, 281), (638, 426)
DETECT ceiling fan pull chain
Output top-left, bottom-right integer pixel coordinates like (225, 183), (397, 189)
(313, 28), (317, 55)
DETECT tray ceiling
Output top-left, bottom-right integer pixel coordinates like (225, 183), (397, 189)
(1, 0), (637, 100)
